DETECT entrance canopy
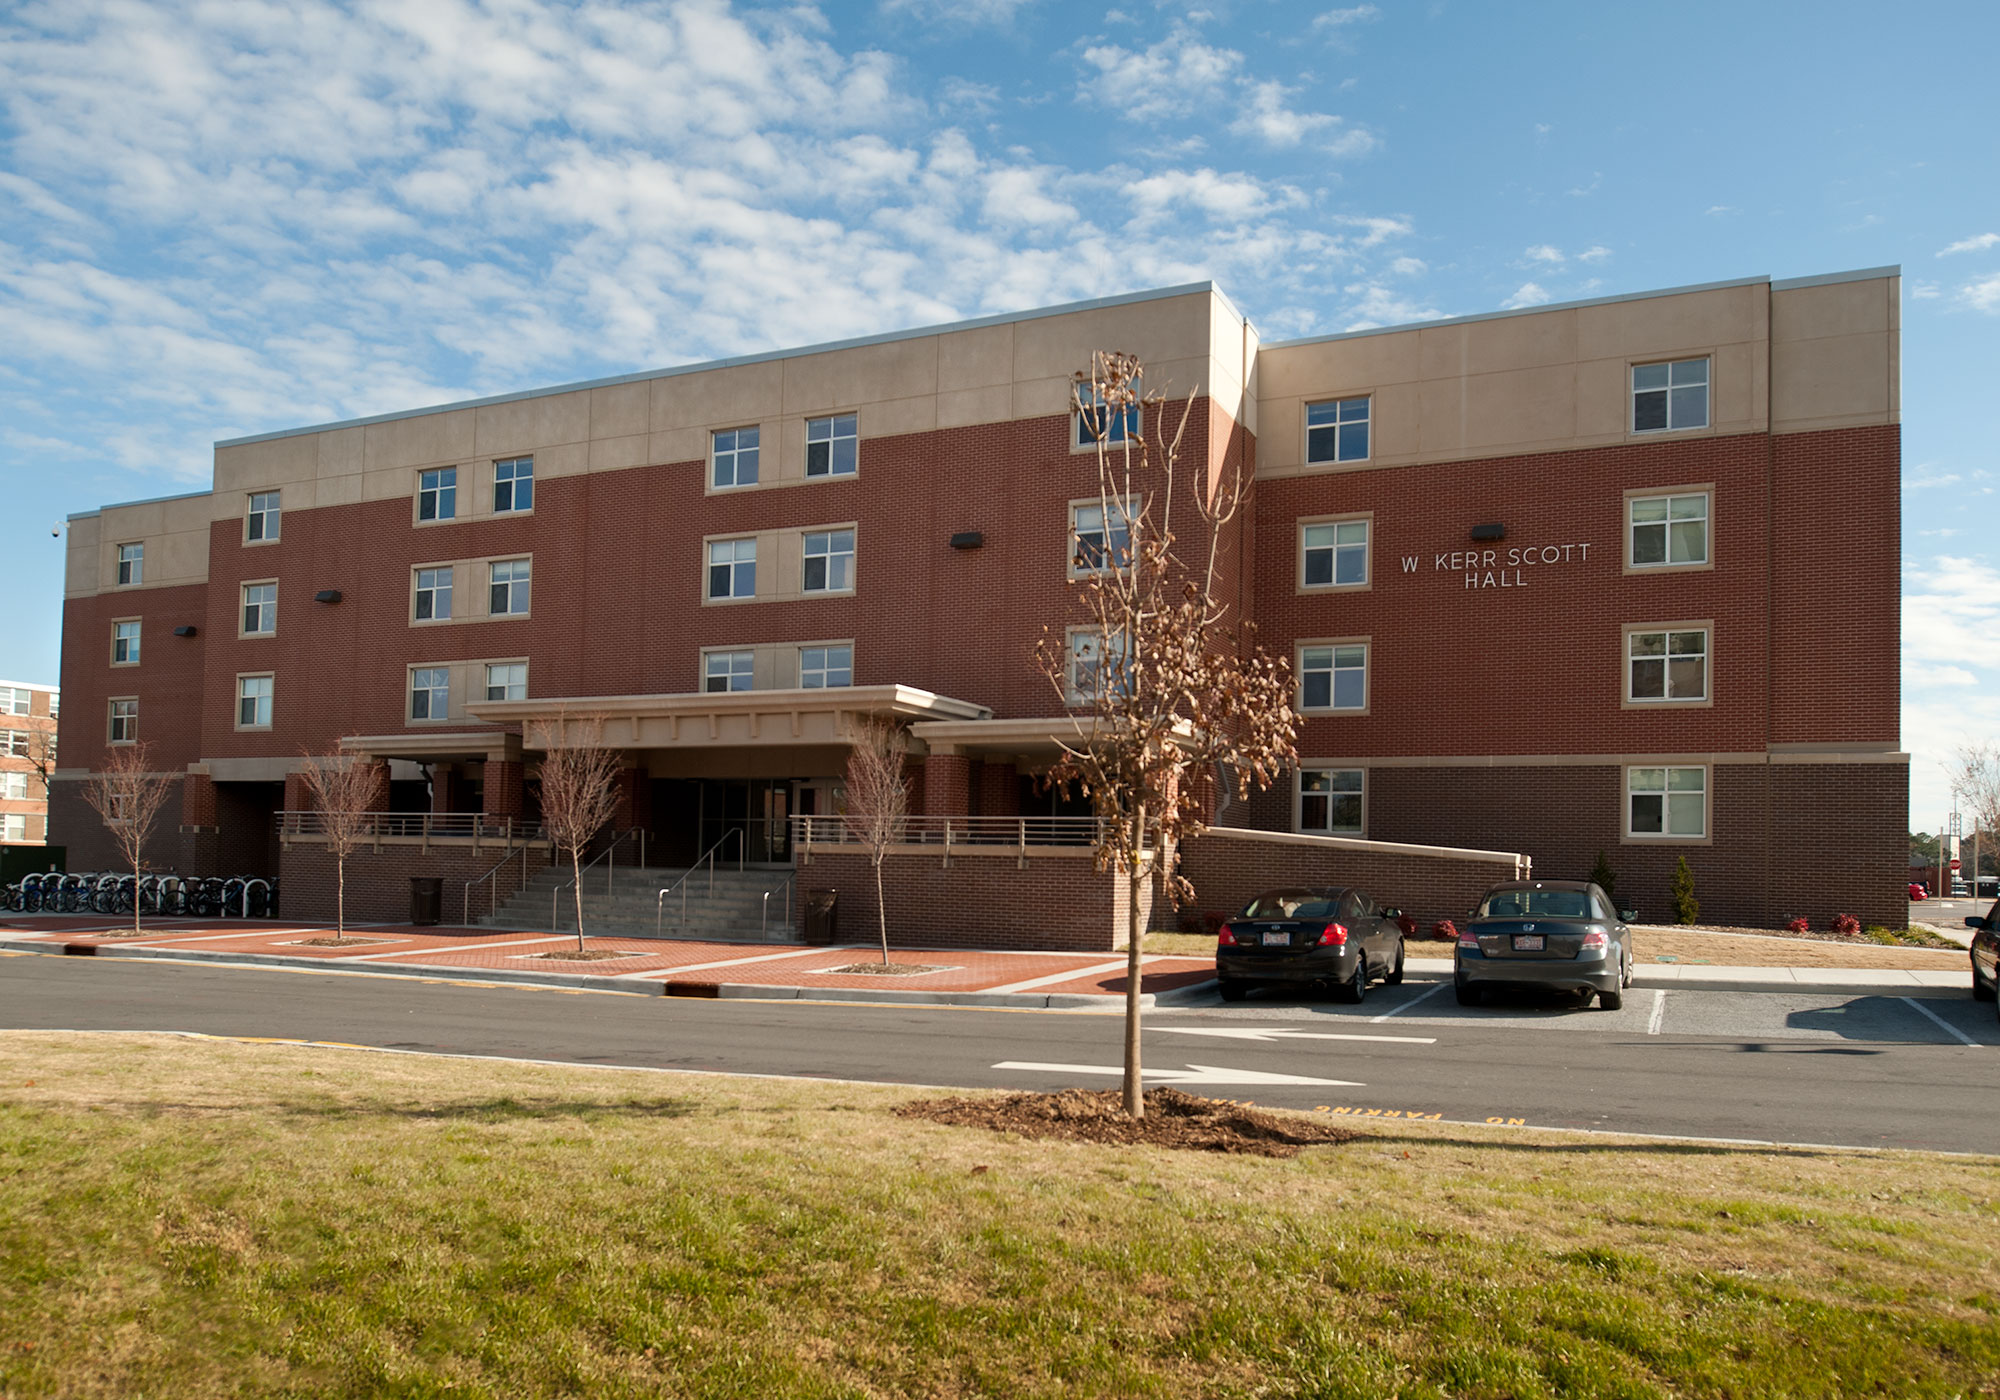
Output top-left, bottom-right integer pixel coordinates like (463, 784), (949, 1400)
(466, 684), (991, 752)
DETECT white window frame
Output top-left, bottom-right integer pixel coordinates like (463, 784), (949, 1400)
(1297, 639), (1370, 714)
(1624, 622), (1712, 706)
(246, 490), (281, 543)
(801, 529), (855, 594)
(108, 697), (138, 744)
(241, 581), (277, 637)
(413, 567), (453, 623)
(1073, 385), (1140, 450)
(493, 456), (534, 514)
(409, 666), (450, 722)
(1631, 357), (1710, 434)
(235, 674), (274, 731)
(484, 661), (528, 701)
(0, 687), (26, 717)
(1069, 497), (1135, 576)
(1296, 767), (1365, 836)
(1624, 764), (1709, 842)
(712, 427), (760, 489)
(703, 649), (755, 693)
(489, 559), (530, 616)
(111, 618), (141, 666)
(1625, 486), (1712, 572)
(805, 413), (858, 478)
(707, 538), (757, 601)
(1299, 514), (1371, 591)
(799, 644), (853, 689)
(418, 467), (458, 522)
(1304, 395), (1371, 466)
(1065, 627), (1129, 705)
(0, 772), (27, 801)
(116, 543), (143, 587)
(1, 814), (26, 842)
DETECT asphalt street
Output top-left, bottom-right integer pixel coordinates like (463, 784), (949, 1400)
(3, 949), (1994, 1154)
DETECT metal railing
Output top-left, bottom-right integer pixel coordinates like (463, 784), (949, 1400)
(463, 839), (544, 926)
(279, 811), (542, 844)
(655, 828), (745, 936)
(792, 814), (1103, 850)
(763, 876), (794, 939)
(550, 828), (645, 930)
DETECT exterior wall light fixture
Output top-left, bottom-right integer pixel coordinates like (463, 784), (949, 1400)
(949, 531), (985, 550)
(314, 589), (343, 604)
(1470, 523), (1506, 542)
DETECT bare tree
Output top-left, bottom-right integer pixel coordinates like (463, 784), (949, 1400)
(296, 748), (381, 945)
(82, 742), (176, 937)
(23, 727), (57, 805)
(530, 711), (622, 952)
(843, 717), (910, 965)
(1947, 742), (2000, 891)
(1037, 351), (1299, 1119)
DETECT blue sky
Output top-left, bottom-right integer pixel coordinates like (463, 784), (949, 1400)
(2, 0), (1994, 825)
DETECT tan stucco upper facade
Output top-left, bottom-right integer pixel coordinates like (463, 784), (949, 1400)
(65, 269), (1899, 602)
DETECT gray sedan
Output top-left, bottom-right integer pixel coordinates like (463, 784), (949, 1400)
(1216, 886), (1404, 1004)
(1454, 880), (1635, 1010)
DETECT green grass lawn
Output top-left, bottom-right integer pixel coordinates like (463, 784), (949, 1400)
(3, 1031), (1998, 1399)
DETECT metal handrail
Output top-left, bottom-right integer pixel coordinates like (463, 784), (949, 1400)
(463, 834), (539, 926)
(763, 875), (794, 939)
(550, 828), (644, 930)
(277, 811), (542, 842)
(654, 828), (746, 936)
(794, 814), (1105, 847)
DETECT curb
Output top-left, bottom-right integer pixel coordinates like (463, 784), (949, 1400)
(669, 981), (1146, 1010)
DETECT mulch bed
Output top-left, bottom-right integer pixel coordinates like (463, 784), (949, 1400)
(291, 936), (392, 948)
(824, 962), (943, 976)
(896, 1087), (1358, 1157)
(530, 950), (637, 962)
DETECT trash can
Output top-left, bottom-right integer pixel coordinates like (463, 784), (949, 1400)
(801, 889), (838, 945)
(410, 876), (443, 927)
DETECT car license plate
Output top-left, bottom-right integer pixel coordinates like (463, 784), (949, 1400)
(1261, 930), (1290, 947)
(1513, 934), (1544, 951)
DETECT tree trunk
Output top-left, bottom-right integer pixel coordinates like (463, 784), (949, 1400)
(874, 852), (889, 965)
(131, 853), (141, 938)
(1122, 802), (1146, 1119)
(336, 855), (346, 940)
(571, 848), (586, 952)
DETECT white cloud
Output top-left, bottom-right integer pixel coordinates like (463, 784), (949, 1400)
(1228, 80), (1374, 154)
(1903, 471), (1963, 490)
(1910, 280), (1942, 300)
(1335, 215), (1411, 247)
(1501, 282), (1550, 309)
(1937, 233), (1999, 257)
(1340, 281), (1443, 330)
(1705, 205), (1737, 216)
(1388, 255), (1426, 277)
(1902, 555), (2000, 819)
(1961, 274), (2000, 314)
(1312, 4), (1380, 28)
(1577, 244), (1611, 263)
(1524, 244), (1564, 265)
(1076, 26), (1241, 120)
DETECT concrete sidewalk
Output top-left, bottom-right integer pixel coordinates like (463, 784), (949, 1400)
(0, 915), (1976, 1006)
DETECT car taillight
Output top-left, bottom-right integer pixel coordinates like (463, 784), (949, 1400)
(1457, 927), (1479, 948)
(1318, 923), (1348, 946)
(1580, 930), (1608, 950)
(1216, 923), (1238, 946)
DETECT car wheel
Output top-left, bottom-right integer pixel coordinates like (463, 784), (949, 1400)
(1622, 949), (1634, 988)
(1974, 967), (1997, 1003)
(1385, 943), (1406, 986)
(1454, 980), (1482, 1007)
(1599, 984), (1624, 1011)
(1335, 958), (1367, 1005)
(1217, 980), (1249, 1003)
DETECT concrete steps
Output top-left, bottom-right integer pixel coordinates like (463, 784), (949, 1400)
(480, 864), (801, 942)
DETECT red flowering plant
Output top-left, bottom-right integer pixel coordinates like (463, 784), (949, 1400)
(1786, 917), (1811, 935)
(1432, 919), (1459, 942)
(1830, 913), (1862, 937)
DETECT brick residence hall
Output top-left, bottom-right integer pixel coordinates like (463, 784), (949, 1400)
(51, 266), (1906, 944)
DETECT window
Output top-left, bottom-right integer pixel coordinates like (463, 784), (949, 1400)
(2, 730), (27, 757)
(708, 539), (756, 600)
(1627, 627), (1709, 703)
(1, 815), (24, 842)
(1299, 769), (1364, 836)
(236, 675), (273, 729)
(116, 543), (143, 586)
(1301, 518), (1369, 589)
(418, 467), (457, 522)
(414, 568), (453, 621)
(1074, 386), (1139, 448)
(1632, 358), (1709, 432)
(1067, 628), (1129, 703)
(2, 772), (28, 801)
(493, 457), (533, 513)
(242, 583), (276, 636)
(246, 491), (281, 542)
(1628, 490), (1709, 568)
(1300, 642), (1368, 712)
(805, 413), (857, 477)
(800, 645), (852, 689)
(47, 693), (57, 719)
(705, 650), (754, 693)
(802, 530), (854, 593)
(1306, 397), (1370, 465)
(108, 699), (138, 743)
(410, 667), (449, 721)
(489, 559), (530, 615)
(712, 428), (759, 488)
(1, 687), (28, 716)
(1071, 500), (1133, 574)
(1628, 765), (1706, 839)
(484, 662), (527, 701)
(112, 620), (141, 665)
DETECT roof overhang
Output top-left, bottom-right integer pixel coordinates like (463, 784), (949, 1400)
(466, 685), (992, 751)
(340, 730), (522, 763)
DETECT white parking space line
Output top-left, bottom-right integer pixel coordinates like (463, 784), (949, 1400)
(1647, 988), (1667, 1036)
(1370, 982), (1444, 1022)
(1897, 996), (1982, 1048)
(985, 958), (1142, 995)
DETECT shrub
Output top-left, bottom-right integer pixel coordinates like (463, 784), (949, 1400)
(1588, 849), (1618, 898)
(1786, 917), (1811, 935)
(1670, 856), (1700, 926)
(1830, 913), (1861, 937)
(1432, 919), (1459, 942)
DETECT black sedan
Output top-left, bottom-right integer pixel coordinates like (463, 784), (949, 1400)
(1215, 887), (1405, 1004)
(1966, 899), (2000, 1012)
(1454, 879), (1635, 1010)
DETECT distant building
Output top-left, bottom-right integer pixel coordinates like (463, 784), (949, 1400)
(0, 680), (58, 847)
(52, 267), (1906, 929)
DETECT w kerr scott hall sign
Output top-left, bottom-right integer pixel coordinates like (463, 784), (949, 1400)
(1407, 543), (1595, 589)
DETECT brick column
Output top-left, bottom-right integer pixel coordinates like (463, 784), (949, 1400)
(429, 764), (456, 815)
(182, 772), (218, 828)
(923, 752), (970, 817)
(282, 770), (311, 815)
(361, 761), (392, 811)
(485, 760), (525, 820)
(977, 760), (1018, 817)
(612, 767), (648, 829)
